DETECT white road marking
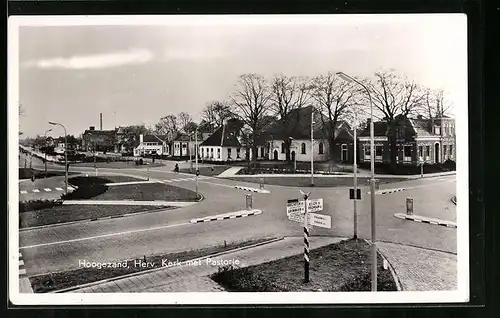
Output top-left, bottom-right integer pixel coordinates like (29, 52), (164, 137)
(55, 187), (63, 191)
(19, 269), (26, 275)
(19, 222), (191, 250)
(198, 180), (241, 189)
(20, 190), (27, 194)
(44, 188), (52, 192)
(19, 259), (24, 266)
(32, 189), (40, 193)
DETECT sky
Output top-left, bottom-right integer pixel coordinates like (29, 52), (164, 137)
(11, 14), (468, 138)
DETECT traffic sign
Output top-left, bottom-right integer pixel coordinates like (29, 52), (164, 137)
(349, 188), (361, 200)
(287, 211), (331, 229)
(286, 198), (323, 215)
(309, 213), (331, 229)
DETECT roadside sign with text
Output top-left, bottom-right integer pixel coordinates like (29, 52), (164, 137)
(287, 212), (331, 229)
(286, 198), (323, 215)
(308, 213), (331, 229)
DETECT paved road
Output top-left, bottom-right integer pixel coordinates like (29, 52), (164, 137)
(18, 152), (457, 276)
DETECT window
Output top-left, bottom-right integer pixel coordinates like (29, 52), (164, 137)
(341, 144), (348, 161)
(210, 148), (214, 158)
(236, 148), (241, 158)
(228, 148), (232, 159)
(201, 148), (205, 158)
(319, 143), (324, 154)
(281, 142), (285, 154)
(364, 144), (371, 160)
(418, 146), (423, 159)
(217, 148), (221, 159)
(449, 145), (453, 159)
(260, 147), (265, 158)
(301, 143), (306, 154)
(375, 145), (383, 161)
(443, 145), (447, 159)
(434, 126), (440, 135)
(404, 146), (412, 162)
(182, 143), (187, 148)
(425, 145), (430, 159)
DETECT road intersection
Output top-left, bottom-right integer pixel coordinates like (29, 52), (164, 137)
(17, 152), (457, 289)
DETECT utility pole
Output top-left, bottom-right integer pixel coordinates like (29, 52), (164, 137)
(310, 108), (314, 186)
(353, 110), (358, 239)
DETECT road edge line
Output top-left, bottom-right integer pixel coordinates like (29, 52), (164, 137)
(52, 236), (284, 293)
(394, 213), (457, 228)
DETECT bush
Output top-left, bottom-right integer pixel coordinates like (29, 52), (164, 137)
(443, 159), (456, 171)
(19, 199), (63, 212)
(212, 267), (275, 292)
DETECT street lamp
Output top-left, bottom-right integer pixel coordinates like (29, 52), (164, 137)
(49, 121), (68, 195)
(310, 109), (315, 186)
(336, 71), (377, 292)
(44, 128), (52, 178)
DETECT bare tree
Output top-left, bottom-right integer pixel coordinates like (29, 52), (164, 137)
(365, 70), (427, 170)
(178, 112), (193, 133)
(270, 75), (312, 161)
(424, 88), (453, 119)
(202, 101), (234, 130)
(311, 72), (357, 162)
(155, 114), (179, 140)
(230, 74), (272, 162)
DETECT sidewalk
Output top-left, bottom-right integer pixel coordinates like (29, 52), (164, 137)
(70, 236), (346, 293)
(227, 171), (456, 179)
(377, 242), (457, 291)
(66, 235), (456, 293)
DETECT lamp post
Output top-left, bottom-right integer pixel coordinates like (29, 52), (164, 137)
(49, 121), (68, 195)
(195, 126), (199, 197)
(337, 71), (377, 291)
(44, 129), (52, 178)
(189, 133), (193, 172)
(310, 109), (315, 186)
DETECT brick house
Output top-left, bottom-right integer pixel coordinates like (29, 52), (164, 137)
(81, 126), (116, 153)
(357, 115), (456, 165)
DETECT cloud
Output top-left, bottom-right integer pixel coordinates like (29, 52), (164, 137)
(24, 49), (153, 69)
(164, 45), (225, 61)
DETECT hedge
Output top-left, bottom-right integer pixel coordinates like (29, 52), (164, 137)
(19, 199), (63, 212)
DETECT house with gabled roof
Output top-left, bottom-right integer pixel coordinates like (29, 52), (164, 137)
(133, 134), (169, 157)
(357, 115), (456, 165)
(261, 105), (331, 162)
(199, 118), (247, 162)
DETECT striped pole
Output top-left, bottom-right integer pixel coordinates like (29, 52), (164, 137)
(303, 196), (310, 283)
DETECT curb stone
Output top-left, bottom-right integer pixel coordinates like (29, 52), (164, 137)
(394, 213), (457, 228)
(190, 209), (262, 224)
(363, 239), (402, 291)
(52, 236), (284, 293)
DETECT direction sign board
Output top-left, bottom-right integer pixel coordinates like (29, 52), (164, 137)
(287, 211), (331, 229)
(286, 198), (323, 215)
(309, 213), (331, 229)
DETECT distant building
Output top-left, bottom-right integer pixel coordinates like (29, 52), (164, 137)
(357, 115), (456, 165)
(199, 119), (246, 162)
(81, 126), (116, 153)
(133, 134), (169, 157)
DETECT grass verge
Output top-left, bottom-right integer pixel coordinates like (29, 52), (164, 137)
(29, 238), (274, 293)
(178, 165), (230, 176)
(70, 161), (164, 169)
(20, 205), (173, 228)
(224, 176), (407, 188)
(90, 183), (200, 201)
(211, 238), (397, 292)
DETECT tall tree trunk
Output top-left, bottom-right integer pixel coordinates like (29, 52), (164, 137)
(252, 144), (258, 162)
(389, 134), (398, 172)
(284, 138), (292, 162)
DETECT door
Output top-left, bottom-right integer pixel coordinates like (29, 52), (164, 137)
(291, 151), (296, 162)
(434, 143), (440, 163)
(273, 150), (278, 160)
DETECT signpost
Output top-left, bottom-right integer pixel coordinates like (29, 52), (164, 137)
(419, 159), (424, 178)
(286, 194), (331, 283)
(406, 197), (414, 215)
(349, 188), (362, 200)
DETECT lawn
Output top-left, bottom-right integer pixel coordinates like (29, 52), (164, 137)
(179, 165), (231, 176)
(211, 238), (397, 292)
(20, 205), (172, 228)
(29, 237), (274, 293)
(225, 176), (407, 188)
(19, 168), (76, 180)
(66, 176), (200, 201)
(69, 161), (164, 169)
(91, 183), (200, 201)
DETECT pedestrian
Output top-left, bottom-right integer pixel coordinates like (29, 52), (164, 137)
(174, 163), (179, 173)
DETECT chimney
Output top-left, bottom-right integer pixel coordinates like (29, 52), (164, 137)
(100, 113), (103, 130)
(89, 126), (95, 131)
(140, 134), (144, 143)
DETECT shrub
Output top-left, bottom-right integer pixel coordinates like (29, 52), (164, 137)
(443, 159), (456, 171)
(19, 199), (63, 212)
